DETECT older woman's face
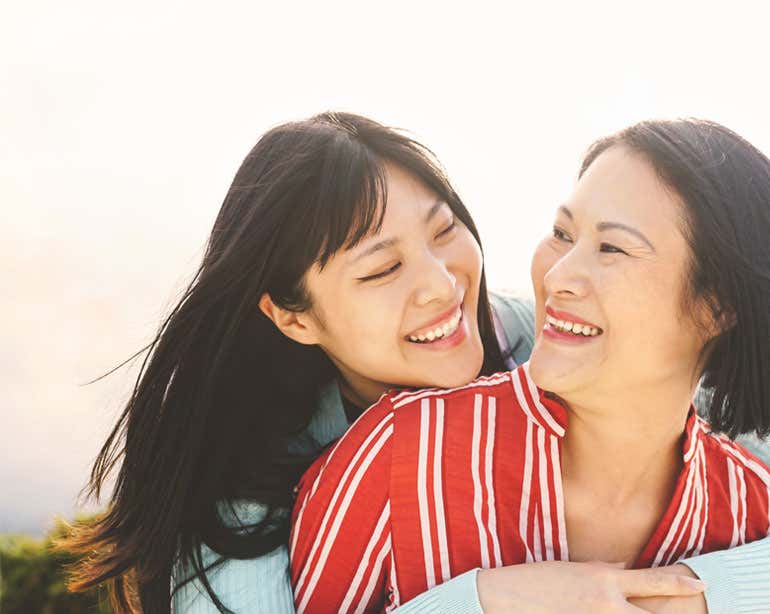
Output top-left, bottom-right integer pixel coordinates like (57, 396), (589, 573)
(529, 145), (708, 403)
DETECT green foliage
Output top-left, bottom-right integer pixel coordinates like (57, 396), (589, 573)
(0, 516), (112, 614)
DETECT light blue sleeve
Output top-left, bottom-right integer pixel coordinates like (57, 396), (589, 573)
(488, 290), (535, 367)
(683, 537), (770, 614)
(679, 426), (770, 613)
(172, 523), (483, 613)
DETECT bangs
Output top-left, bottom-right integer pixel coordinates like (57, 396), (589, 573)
(308, 134), (389, 269)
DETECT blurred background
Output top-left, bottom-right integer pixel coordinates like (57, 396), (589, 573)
(2, 0), (770, 607)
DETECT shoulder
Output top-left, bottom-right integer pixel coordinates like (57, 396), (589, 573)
(293, 394), (396, 513)
(698, 418), (770, 502)
(172, 542), (293, 612)
(488, 290), (536, 365)
(489, 289), (534, 317)
(388, 371), (515, 413)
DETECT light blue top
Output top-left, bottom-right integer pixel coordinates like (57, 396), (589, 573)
(171, 292), (770, 613)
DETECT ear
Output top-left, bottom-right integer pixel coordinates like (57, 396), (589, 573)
(258, 292), (321, 345)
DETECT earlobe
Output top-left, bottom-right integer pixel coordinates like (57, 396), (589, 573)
(258, 293), (320, 345)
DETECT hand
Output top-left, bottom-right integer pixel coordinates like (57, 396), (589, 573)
(629, 564), (708, 614)
(476, 561), (706, 614)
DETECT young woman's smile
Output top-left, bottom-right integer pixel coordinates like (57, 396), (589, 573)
(299, 163), (485, 404)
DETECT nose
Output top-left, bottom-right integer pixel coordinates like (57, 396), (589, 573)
(413, 252), (457, 307)
(543, 243), (591, 300)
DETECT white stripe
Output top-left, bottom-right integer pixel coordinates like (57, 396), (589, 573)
(471, 394), (491, 567)
(664, 444), (702, 566)
(716, 437), (770, 487)
(683, 418), (700, 462)
(662, 463), (698, 565)
(522, 362), (566, 436)
(737, 464), (747, 545)
(694, 445), (710, 556)
(290, 420), (357, 557)
(536, 427), (555, 560)
(716, 438), (770, 535)
(485, 396), (503, 567)
(417, 399), (436, 587)
(550, 434), (569, 561)
(653, 455), (697, 567)
(728, 456), (740, 549)
(297, 424), (394, 612)
(433, 399), (451, 581)
(294, 413), (392, 588)
(511, 365), (540, 425)
(354, 535), (392, 614)
(339, 503), (391, 614)
(393, 374), (510, 409)
(519, 417), (535, 562)
(683, 442), (704, 558)
(532, 510), (543, 562)
(390, 372), (511, 403)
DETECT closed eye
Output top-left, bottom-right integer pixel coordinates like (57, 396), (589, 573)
(436, 220), (456, 239)
(358, 262), (401, 282)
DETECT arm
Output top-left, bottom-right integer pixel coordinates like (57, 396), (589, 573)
(171, 501), (295, 613)
(488, 291), (535, 366)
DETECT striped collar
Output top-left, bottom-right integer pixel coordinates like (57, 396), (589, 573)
(512, 362), (702, 465)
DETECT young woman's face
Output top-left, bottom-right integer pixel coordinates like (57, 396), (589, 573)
(528, 146), (709, 404)
(302, 164), (485, 404)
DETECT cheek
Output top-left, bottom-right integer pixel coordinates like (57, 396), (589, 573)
(454, 229), (483, 280)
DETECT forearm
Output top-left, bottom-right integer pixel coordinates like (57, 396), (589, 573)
(683, 536), (770, 614)
(394, 568), (483, 614)
(172, 543), (295, 613)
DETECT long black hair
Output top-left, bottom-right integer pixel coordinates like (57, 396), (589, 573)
(581, 118), (770, 439)
(58, 112), (505, 613)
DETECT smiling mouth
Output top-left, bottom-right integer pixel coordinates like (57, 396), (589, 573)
(545, 314), (603, 337)
(407, 307), (463, 343)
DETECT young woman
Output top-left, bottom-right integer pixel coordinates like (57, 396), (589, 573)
(290, 119), (770, 614)
(60, 113), (769, 614)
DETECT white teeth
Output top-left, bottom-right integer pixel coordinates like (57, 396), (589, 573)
(545, 314), (601, 337)
(408, 307), (462, 344)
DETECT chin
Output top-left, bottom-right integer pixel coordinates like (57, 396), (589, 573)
(434, 349), (484, 389)
(528, 344), (581, 395)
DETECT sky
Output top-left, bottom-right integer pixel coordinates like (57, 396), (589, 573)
(3, 0), (770, 535)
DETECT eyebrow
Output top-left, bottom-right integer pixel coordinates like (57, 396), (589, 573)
(350, 238), (399, 264)
(349, 200), (449, 265)
(425, 200), (447, 223)
(558, 205), (656, 252)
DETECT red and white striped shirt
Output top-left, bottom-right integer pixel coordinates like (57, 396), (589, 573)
(290, 364), (770, 614)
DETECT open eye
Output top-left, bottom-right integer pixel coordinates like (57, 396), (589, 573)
(358, 262), (402, 282)
(553, 226), (573, 242)
(599, 242), (627, 255)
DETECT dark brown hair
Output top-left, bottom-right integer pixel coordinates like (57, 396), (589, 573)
(581, 118), (770, 438)
(57, 112), (505, 613)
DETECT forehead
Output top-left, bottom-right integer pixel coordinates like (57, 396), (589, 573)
(568, 145), (682, 229)
(380, 164), (439, 218)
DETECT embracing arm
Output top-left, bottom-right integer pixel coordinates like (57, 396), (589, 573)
(673, 529), (770, 614)
(172, 539), (481, 614)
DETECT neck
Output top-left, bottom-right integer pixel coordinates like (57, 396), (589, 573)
(561, 380), (693, 505)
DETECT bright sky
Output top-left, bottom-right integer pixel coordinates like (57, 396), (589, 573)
(3, 0), (770, 534)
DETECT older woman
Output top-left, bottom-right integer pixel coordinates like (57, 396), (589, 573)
(290, 119), (770, 614)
